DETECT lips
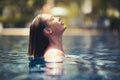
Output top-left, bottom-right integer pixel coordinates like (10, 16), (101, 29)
(61, 22), (64, 25)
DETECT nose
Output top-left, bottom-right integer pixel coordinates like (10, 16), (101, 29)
(57, 17), (61, 21)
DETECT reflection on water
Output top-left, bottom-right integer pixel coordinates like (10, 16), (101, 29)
(0, 33), (120, 80)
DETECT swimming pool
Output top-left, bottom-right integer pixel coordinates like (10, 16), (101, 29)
(0, 33), (120, 80)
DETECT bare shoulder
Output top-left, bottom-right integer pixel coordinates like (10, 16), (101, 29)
(44, 49), (65, 62)
(46, 49), (64, 54)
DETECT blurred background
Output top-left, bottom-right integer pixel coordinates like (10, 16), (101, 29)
(0, 1), (120, 80)
(0, 0), (120, 35)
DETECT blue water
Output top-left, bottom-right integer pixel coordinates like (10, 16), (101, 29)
(0, 33), (120, 80)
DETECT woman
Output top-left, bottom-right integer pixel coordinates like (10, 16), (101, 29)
(28, 14), (66, 62)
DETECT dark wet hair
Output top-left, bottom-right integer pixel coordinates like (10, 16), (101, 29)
(28, 14), (49, 57)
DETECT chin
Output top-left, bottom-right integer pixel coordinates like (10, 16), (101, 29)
(63, 25), (66, 30)
(62, 27), (66, 33)
(60, 25), (66, 33)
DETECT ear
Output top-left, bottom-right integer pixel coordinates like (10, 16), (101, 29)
(44, 27), (52, 35)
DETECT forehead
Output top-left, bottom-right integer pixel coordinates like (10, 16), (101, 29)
(41, 14), (52, 21)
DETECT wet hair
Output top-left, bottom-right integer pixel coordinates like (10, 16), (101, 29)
(28, 14), (49, 57)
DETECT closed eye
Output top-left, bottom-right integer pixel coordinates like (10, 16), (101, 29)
(51, 18), (54, 20)
(50, 16), (54, 21)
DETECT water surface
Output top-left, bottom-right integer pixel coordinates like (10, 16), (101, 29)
(0, 33), (120, 80)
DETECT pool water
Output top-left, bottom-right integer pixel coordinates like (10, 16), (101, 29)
(0, 33), (120, 80)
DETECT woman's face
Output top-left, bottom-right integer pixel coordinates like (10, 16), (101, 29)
(42, 14), (66, 35)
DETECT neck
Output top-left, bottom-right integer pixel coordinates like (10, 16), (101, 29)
(48, 35), (63, 51)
